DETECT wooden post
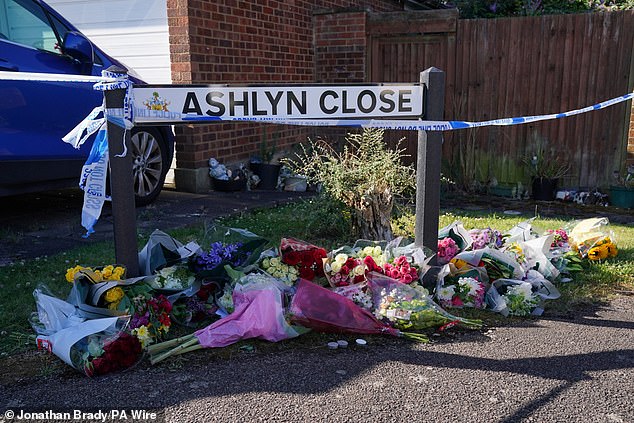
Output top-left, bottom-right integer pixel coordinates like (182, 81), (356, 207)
(103, 69), (139, 277)
(414, 67), (445, 263)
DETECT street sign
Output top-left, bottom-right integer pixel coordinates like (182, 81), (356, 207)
(133, 85), (425, 124)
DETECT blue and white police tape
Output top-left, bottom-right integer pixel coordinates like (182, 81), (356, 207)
(0, 70), (117, 84)
(176, 91), (634, 131)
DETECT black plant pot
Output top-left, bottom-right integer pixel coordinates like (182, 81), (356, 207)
(250, 163), (281, 190)
(531, 177), (558, 201)
(212, 177), (246, 192)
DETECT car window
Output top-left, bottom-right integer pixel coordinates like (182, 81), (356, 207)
(0, 0), (61, 53)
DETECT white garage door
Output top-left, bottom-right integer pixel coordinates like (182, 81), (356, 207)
(45, 0), (171, 84)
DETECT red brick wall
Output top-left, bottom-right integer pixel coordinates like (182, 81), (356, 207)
(166, 0), (401, 172)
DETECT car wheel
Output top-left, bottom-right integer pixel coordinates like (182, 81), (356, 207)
(130, 127), (170, 206)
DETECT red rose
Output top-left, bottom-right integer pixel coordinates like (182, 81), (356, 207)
(353, 274), (365, 284)
(299, 267), (315, 280)
(283, 251), (302, 266)
(313, 248), (327, 262)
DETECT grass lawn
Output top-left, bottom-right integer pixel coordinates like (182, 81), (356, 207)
(1, 198), (632, 357)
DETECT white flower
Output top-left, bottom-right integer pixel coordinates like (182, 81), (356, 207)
(458, 277), (480, 296)
(334, 253), (348, 264)
(353, 265), (365, 276)
(438, 285), (456, 301)
(331, 261), (343, 273)
(508, 282), (533, 300)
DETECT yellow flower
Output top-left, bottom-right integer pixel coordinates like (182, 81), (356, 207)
(107, 301), (120, 310)
(65, 265), (86, 283)
(588, 245), (609, 261)
(112, 266), (125, 280)
(606, 243), (618, 258)
(450, 259), (467, 269)
(104, 287), (124, 304)
(132, 326), (152, 348)
(101, 265), (114, 279)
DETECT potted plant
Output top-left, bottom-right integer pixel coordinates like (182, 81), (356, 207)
(609, 165), (634, 208)
(249, 128), (281, 190)
(523, 135), (570, 201)
(209, 158), (247, 192)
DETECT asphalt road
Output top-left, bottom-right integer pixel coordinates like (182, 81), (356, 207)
(1, 296), (633, 423)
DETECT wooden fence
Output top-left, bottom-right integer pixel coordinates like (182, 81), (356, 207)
(368, 10), (634, 190)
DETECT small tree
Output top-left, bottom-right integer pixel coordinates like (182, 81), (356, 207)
(283, 128), (415, 241)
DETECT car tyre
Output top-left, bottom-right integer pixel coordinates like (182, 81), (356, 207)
(130, 126), (170, 206)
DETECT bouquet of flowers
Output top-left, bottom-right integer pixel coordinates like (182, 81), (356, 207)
(324, 252), (365, 287)
(547, 228), (570, 250)
(129, 294), (172, 348)
(568, 217), (618, 260)
(485, 277), (560, 317)
(193, 241), (252, 274)
(34, 315), (143, 377)
(151, 264), (195, 291)
(436, 276), (486, 309)
(367, 273), (482, 331)
(279, 238), (327, 281)
(65, 264), (126, 283)
(260, 256), (299, 286)
(171, 295), (218, 328)
(288, 278), (428, 343)
(468, 228), (505, 250)
(333, 283), (374, 311)
(488, 281), (539, 317)
(437, 237), (459, 265)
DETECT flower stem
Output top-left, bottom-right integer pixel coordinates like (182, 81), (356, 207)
(149, 337), (200, 365)
(146, 334), (196, 355)
(400, 331), (430, 343)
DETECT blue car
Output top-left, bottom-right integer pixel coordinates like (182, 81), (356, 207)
(0, 0), (174, 204)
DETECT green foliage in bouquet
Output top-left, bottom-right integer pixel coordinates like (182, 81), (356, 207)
(282, 128), (415, 241)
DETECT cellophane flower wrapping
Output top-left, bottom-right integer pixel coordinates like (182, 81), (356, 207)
(438, 221), (473, 252)
(279, 237), (327, 281)
(35, 315), (142, 377)
(485, 276), (560, 317)
(333, 282), (374, 311)
(138, 229), (202, 276)
(194, 273), (306, 348)
(288, 278), (400, 337)
(366, 272), (482, 331)
(568, 218), (618, 260)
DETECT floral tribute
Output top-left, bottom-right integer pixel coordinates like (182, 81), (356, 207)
(32, 216), (621, 376)
(436, 277), (486, 309)
(437, 237), (459, 265)
(129, 295), (172, 348)
(193, 241), (251, 273)
(80, 331), (143, 377)
(279, 238), (327, 281)
(261, 257), (299, 286)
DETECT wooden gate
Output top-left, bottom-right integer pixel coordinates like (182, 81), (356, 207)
(367, 10), (458, 165)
